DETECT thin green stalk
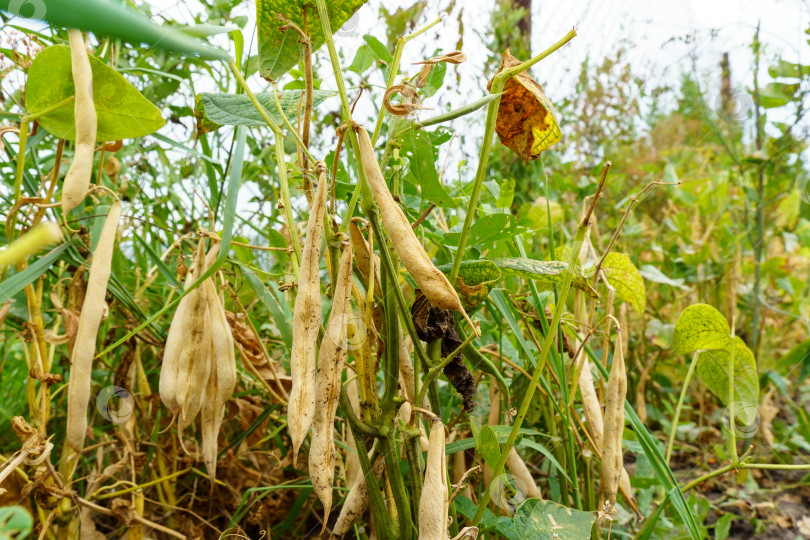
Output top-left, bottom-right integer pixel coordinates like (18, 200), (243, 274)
(13, 118), (29, 203)
(471, 218), (588, 526)
(24, 96), (75, 123)
(728, 322), (738, 463)
(449, 28), (577, 284)
(272, 129), (302, 273)
(665, 351), (700, 464)
(370, 15), (444, 145)
(415, 331), (477, 408)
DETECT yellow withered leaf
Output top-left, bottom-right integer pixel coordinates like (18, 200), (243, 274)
(488, 49), (562, 161)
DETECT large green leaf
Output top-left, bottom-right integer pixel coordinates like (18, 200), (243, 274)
(0, 0), (225, 59)
(493, 258), (598, 298)
(26, 45), (165, 142)
(601, 252), (646, 316)
(673, 303), (731, 355)
(256, 0), (367, 81)
(194, 89), (337, 132)
(437, 259), (501, 311)
(477, 425), (502, 471)
(512, 499), (595, 540)
(696, 336), (759, 415)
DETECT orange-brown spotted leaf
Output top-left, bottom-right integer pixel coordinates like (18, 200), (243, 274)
(488, 49), (562, 161)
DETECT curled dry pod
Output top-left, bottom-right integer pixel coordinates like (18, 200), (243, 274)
(420, 417), (449, 540)
(288, 166), (328, 465)
(354, 125), (468, 319)
(310, 241), (353, 530)
(200, 277), (237, 482)
(66, 200), (121, 451)
(176, 242), (211, 438)
(601, 332), (627, 508)
(62, 29), (97, 214)
(332, 456), (384, 537)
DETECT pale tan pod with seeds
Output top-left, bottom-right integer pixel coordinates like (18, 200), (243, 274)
(420, 417), (448, 540)
(601, 332), (627, 507)
(159, 271), (194, 413)
(66, 200), (121, 451)
(288, 165), (328, 466)
(354, 125), (466, 315)
(349, 219), (381, 297)
(344, 378), (362, 488)
(200, 277), (237, 481)
(310, 242), (353, 530)
(62, 29), (97, 214)
(505, 448), (542, 499)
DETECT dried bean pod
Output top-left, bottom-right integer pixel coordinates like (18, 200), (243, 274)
(62, 29), (97, 213)
(601, 332), (627, 507)
(288, 166), (328, 465)
(66, 200), (121, 451)
(419, 417), (448, 540)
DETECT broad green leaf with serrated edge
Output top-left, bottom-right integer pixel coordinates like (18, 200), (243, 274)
(437, 260), (501, 311)
(26, 45), (165, 142)
(673, 303), (730, 355)
(494, 258), (598, 298)
(513, 498), (595, 539)
(478, 426), (501, 471)
(256, 0), (367, 81)
(602, 252), (646, 316)
(194, 89), (337, 133)
(696, 336), (759, 416)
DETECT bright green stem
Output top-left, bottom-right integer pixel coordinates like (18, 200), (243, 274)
(471, 219), (587, 526)
(728, 321), (738, 463)
(665, 351), (700, 464)
(415, 331), (476, 408)
(449, 28), (577, 284)
(13, 118), (29, 203)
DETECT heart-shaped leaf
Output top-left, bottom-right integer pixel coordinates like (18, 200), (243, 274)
(194, 89), (337, 133)
(696, 336), (759, 415)
(673, 303), (731, 355)
(256, 0), (367, 81)
(601, 252), (647, 316)
(26, 45), (165, 142)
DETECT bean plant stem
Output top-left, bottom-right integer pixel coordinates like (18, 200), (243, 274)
(471, 218), (589, 526)
(665, 351), (700, 464)
(449, 28), (577, 284)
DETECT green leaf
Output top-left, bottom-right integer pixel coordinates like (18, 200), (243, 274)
(0, 506), (33, 539)
(256, 0), (367, 81)
(478, 425), (502, 470)
(493, 258), (598, 298)
(526, 197), (563, 230)
(769, 60), (810, 79)
(1, 0), (225, 59)
(760, 82), (799, 109)
(696, 336), (759, 414)
(194, 89), (337, 132)
(673, 303), (731, 355)
(0, 242), (71, 303)
(777, 338), (810, 383)
(496, 178), (515, 209)
(26, 45), (165, 142)
(444, 214), (529, 246)
(512, 499), (595, 540)
(400, 130), (454, 207)
(601, 252), (646, 316)
(243, 270), (293, 351)
(437, 259), (501, 311)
